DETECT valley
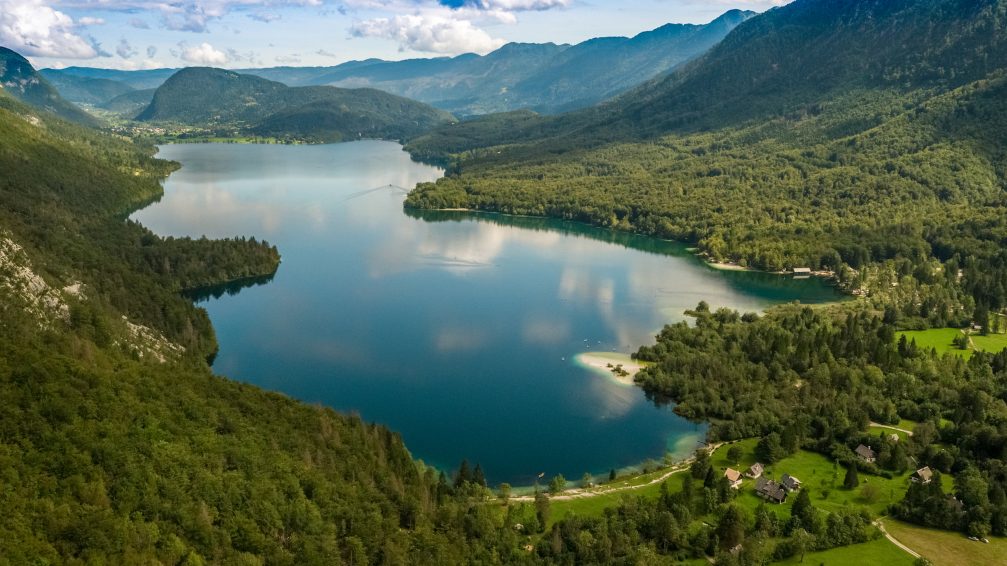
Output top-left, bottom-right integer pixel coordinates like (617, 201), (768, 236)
(2, 0), (1007, 564)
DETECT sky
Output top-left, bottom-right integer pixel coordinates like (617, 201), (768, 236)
(1, 0), (790, 70)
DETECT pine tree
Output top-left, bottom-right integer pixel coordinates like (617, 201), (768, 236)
(455, 459), (471, 488)
(843, 464), (860, 489)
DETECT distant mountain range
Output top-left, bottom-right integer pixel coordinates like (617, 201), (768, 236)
(42, 10), (753, 117)
(410, 0), (1007, 155)
(137, 67), (456, 142)
(404, 0), (1007, 273)
(0, 47), (99, 126)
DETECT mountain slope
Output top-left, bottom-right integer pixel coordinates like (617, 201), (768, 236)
(0, 47), (100, 125)
(503, 9), (755, 113)
(405, 0), (1007, 279)
(599, 0), (1007, 136)
(40, 69), (135, 106)
(100, 88), (156, 116)
(137, 67), (456, 141)
(39, 12), (751, 119)
(0, 87), (519, 565)
(310, 11), (753, 115)
(48, 66), (179, 90)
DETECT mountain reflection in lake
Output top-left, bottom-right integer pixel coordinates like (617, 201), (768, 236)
(133, 141), (839, 485)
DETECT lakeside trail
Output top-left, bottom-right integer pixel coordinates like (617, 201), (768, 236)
(875, 519), (922, 559)
(510, 442), (725, 503)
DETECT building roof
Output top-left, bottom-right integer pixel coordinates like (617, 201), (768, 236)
(755, 477), (787, 502)
(725, 468), (742, 482)
(915, 466), (933, 482)
(855, 444), (876, 460)
(781, 474), (802, 491)
(746, 462), (764, 476)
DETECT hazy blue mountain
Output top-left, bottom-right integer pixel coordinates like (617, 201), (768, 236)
(410, 0), (1007, 154)
(137, 67), (455, 141)
(38, 69), (135, 106)
(49, 66), (179, 90)
(40, 11), (751, 118)
(0, 47), (100, 125)
(99, 88), (156, 116)
(303, 11), (753, 115)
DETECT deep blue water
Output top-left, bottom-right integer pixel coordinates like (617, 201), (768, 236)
(133, 141), (840, 485)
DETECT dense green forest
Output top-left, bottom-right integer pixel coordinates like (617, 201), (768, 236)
(634, 303), (1006, 538)
(405, 0), (1007, 313)
(0, 87), (530, 565)
(5, 0), (1007, 563)
(0, 47), (100, 126)
(136, 67), (456, 143)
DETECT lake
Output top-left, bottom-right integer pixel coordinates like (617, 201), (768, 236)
(133, 141), (840, 486)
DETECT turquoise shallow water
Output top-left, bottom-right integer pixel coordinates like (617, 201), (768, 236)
(133, 141), (840, 485)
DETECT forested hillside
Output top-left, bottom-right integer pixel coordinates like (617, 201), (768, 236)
(137, 67), (456, 142)
(0, 86), (530, 565)
(40, 68), (136, 106)
(310, 10), (753, 116)
(405, 0), (1007, 312)
(39, 11), (751, 119)
(0, 47), (100, 126)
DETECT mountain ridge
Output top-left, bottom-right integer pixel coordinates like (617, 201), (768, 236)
(137, 66), (456, 142)
(0, 47), (100, 126)
(42, 11), (753, 117)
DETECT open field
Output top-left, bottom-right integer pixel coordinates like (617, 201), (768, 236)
(970, 332), (1007, 354)
(898, 327), (1007, 359)
(897, 328), (971, 358)
(773, 536), (916, 566)
(728, 449), (913, 516)
(869, 419), (917, 441)
(882, 519), (1007, 566)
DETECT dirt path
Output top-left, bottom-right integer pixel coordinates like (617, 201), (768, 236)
(510, 442), (725, 503)
(869, 422), (914, 436)
(875, 519), (922, 559)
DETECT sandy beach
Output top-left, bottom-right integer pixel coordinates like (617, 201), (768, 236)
(574, 352), (648, 386)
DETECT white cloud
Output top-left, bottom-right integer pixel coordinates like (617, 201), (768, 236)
(77, 16), (104, 25)
(146, 44), (157, 57)
(0, 0), (96, 58)
(179, 41), (228, 65)
(472, 0), (570, 10)
(350, 14), (504, 54)
(54, 0), (326, 33)
(275, 53), (301, 63)
(342, 0), (574, 55)
(316, 48), (338, 57)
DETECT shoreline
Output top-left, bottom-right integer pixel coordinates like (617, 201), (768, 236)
(509, 439), (721, 501)
(573, 351), (648, 386)
(420, 208), (840, 283)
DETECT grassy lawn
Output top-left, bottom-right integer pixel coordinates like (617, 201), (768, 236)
(548, 464), (690, 525)
(870, 425), (910, 441)
(730, 449), (912, 516)
(898, 328), (1007, 359)
(882, 519), (1007, 566)
(550, 491), (641, 524)
(773, 536), (916, 566)
(970, 332), (1007, 354)
(897, 328), (971, 358)
(896, 419), (918, 431)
